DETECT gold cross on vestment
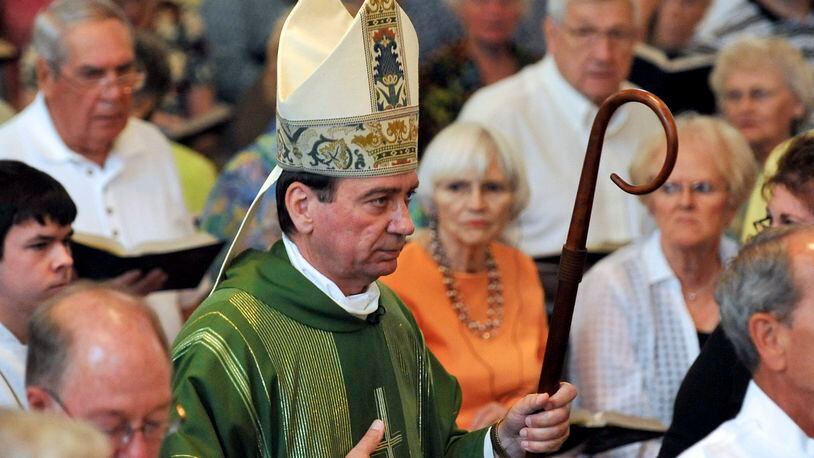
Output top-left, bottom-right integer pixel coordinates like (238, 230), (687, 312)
(372, 387), (404, 458)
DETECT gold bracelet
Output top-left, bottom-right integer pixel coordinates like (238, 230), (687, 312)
(490, 418), (512, 458)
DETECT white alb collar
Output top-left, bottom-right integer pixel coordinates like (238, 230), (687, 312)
(282, 234), (380, 319)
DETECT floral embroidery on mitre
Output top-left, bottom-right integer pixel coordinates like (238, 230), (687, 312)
(363, 0), (412, 112)
(276, 107), (418, 177)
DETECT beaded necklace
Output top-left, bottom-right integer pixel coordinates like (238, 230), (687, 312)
(430, 225), (505, 339)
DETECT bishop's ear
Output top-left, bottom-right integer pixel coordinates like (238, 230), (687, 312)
(285, 182), (318, 235)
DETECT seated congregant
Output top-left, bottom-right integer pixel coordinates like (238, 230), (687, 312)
(0, 160), (75, 409)
(568, 114), (757, 457)
(26, 283), (172, 458)
(381, 122), (546, 430)
(679, 224), (814, 457)
(418, 0), (537, 152)
(710, 37), (813, 167)
(659, 133), (814, 457)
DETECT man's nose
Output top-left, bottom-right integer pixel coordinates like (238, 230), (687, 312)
(51, 243), (73, 271)
(115, 432), (153, 458)
(389, 200), (415, 236)
(592, 33), (614, 61)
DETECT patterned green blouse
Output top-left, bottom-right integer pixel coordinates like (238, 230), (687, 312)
(418, 40), (538, 153)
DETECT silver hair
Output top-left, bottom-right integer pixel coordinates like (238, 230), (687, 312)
(710, 37), (814, 124)
(716, 225), (814, 372)
(32, 0), (132, 70)
(444, 0), (531, 14)
(417, 121), (530, 220)
(547, 0), (640, 26)
(630, 113), (758, 210)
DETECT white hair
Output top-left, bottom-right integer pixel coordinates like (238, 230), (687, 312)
(417, 121), (530, 220)
(32, 0), (132, 70)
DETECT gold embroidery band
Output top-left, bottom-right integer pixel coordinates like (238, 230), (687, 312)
(276, 106), (418, 177)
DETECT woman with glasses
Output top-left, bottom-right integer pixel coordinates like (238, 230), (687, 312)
(756, 134), (814, 229)
(660, 132), (814, 458)
(710, 37), (813, 167)
(567, 114), (757, 457)
(709, 37), (814, 239)
(381, 121), (546, 431)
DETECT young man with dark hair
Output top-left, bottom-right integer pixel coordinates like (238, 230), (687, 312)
(0, 160), (76, 408)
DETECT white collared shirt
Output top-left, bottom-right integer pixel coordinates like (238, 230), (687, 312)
(0, 94), (196, 341)
(281, 234), (380, 319)
(0, 323), (27, 409)
(680, 381), (814, 457)
(568, 231), (738, 457)
(0, 94), (194, 249)
(459, 56), (663, 257)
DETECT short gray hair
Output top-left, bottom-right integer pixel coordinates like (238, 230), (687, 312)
(445, 0), (530, 14)
(547, 0), (640, 26)
(630, 113), (757, 210)
(32, 0), (132, 70)
(710, 37), (814, 124)
(417, 121), (530, 220)
(716, 225), (814, 372)
(25, 281), (167, 393)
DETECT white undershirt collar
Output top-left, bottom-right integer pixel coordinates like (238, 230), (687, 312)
(282, 234), (380, 319)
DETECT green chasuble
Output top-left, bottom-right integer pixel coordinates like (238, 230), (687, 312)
(161, 241), (488, 457)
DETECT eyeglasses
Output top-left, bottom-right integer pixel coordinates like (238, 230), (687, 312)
(721, 87), (780, 104)
(57, 63), (145, 93)
(44, 388), (175, 447)
(441, 180), (512, 195)
(753, 213), (772, 232)
(752, 209), (810, 232)
(660, 181), (723, 195)
(561, 24), (636, 47)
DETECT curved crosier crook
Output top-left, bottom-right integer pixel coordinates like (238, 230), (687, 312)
(534, 88), (677, 410)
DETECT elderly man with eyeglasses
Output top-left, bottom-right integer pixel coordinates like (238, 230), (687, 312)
(0, 0), (196, 340)
(459, 0), (664, 302)
(25, 283), (173, 458)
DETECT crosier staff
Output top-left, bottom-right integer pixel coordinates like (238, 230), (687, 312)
(528, 89), (678, 458)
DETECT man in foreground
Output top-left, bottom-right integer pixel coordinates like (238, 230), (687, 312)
(26, 283), (173, 458)
(681, 225), (814, 456)
(162, 0), (575, 456)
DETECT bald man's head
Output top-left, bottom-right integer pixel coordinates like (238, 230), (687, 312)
(26, 283), (171, 458)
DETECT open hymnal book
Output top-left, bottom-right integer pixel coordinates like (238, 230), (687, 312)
(570, 408), (667, 432)
(71, 232), (225, 291)
(558, 408), (667, 454)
